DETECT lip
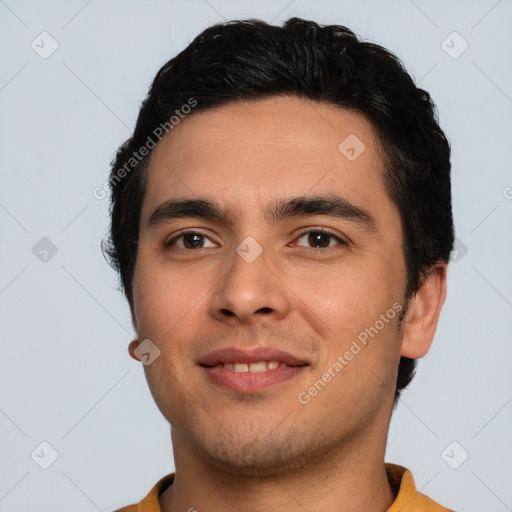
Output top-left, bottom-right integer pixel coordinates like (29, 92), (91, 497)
(198, 347), (309, 367)
(198, 347), (310, 393)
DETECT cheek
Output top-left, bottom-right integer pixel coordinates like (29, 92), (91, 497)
(133, 258), (202, 339)
(286, 258), (396, 327)
(284, 259), (402, 372)
(133, 262), (203, 413)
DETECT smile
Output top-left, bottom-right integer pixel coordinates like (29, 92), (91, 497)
(198, 347), (310, 392)
(209, 361), (299, 372)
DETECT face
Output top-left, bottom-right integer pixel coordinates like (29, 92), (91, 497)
(131, 96), (408, 476)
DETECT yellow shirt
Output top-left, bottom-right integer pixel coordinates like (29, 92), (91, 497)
(114, 464), (453, 511)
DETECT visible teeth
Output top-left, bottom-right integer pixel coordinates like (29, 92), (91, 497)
(249, 362), (267, 373)
(222, 361), (283, 372)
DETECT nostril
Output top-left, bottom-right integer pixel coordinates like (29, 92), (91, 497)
(257, 307), (273, 314)
(221, 309), (235, 317)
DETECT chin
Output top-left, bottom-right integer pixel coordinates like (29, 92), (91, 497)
(205, 449), (308, 480)
(191, 425), (332, 480)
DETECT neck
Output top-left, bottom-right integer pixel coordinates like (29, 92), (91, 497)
(160, 429), (395, 512)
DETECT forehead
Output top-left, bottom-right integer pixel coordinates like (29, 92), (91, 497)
(142, 95), (395, 228)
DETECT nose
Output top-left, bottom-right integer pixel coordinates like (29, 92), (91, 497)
(209, 241), (291, 325)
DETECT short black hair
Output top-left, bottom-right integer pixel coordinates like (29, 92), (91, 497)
(104, 17), (454, 403)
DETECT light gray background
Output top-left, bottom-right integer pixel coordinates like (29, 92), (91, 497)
(1, 0), (511, 511)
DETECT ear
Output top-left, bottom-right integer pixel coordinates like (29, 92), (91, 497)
(128, 340), (141, 361)
(400, 262), (448, 359)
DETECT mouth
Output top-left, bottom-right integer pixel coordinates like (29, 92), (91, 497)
(198, 347), (310, 393)
(205, 360), (302, 372)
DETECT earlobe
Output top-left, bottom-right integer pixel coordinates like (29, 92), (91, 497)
(400, 262), (448, 359)
(128, 340), (141, 361)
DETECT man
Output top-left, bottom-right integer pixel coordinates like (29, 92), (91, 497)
(107, 17), (455, 512)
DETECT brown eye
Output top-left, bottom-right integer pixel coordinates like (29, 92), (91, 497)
(296, 230), (345, 249)
(307, 232), (330, 248)
(182, 233), (205, 248)
(166, 232), (217, 250)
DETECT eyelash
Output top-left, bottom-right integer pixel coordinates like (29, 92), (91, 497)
(294, 227), (348, 249)
(164, 228), (347, 250)
(164, 230), (217, 250)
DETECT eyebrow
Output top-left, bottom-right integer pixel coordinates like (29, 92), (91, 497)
(147, 195), (377, 234)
